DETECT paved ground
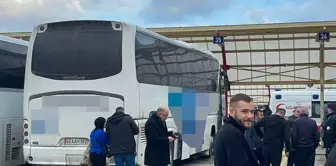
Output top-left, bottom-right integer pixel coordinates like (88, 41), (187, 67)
(181, 147), (327, 166)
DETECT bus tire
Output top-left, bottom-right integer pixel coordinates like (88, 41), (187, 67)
(204, 136), (214, 158)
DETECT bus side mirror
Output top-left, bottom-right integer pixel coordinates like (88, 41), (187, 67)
(210, 79), (217, 91)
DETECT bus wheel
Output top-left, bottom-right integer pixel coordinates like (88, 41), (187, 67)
(204, 136), (214, 158)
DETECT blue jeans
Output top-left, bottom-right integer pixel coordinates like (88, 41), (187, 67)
(114, 153), (135, 166)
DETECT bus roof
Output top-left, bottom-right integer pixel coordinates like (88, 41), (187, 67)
(0, 35), (29, 46)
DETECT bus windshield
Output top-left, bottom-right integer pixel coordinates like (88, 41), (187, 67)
(31, 21), (122, 80)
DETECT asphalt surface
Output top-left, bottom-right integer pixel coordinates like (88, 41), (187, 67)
(181, 147), (327, 166)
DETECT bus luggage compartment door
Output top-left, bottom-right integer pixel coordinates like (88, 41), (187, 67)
(0, 118), (24, 166)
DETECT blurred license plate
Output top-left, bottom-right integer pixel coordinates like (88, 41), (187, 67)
(64, 138), (89, 145)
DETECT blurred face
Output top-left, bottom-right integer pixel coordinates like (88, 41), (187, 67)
(293, 108), (302, 117)
(229, 101), (255, 129)
(277, 110), (286, 117)
(256, 111), (264, 121)
(158, 109), (169, 120)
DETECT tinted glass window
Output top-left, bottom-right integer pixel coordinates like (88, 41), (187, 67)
(312, 101), (335, 118)
(135, 32), (161, 85)
(31, 21), (122, 80)
(135, 31), (220, 92)
(0, 40), (26, 89)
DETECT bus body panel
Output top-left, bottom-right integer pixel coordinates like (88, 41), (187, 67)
(24, 20), (222, 165)
(0, 35), (28, 166)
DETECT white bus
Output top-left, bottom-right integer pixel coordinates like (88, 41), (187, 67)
(0, 35), (28, 166)
(269, 87), (336, 128)
(23, 20), (223, 165)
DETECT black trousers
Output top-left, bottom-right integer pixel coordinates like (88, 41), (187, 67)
(286, 151), (295, 166)
(294, 146), (316, 166)
(263, 147), (282, 166)
(254, 147), (264, 166)
(90, 152), (106, 166)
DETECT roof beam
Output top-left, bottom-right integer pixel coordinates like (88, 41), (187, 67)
(213, 47), (336, 53)
(184, 36), (335, 43)
(229, 62), (336, 68)
(2, 21), (336, 39)
(230, 80), (336, 85)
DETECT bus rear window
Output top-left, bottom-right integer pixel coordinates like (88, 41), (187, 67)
(31, 21), (122, 80)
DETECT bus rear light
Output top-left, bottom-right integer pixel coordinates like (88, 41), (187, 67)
(24, 139), (29, 144)
(23, 131), (28, 137)
(24, 123), (28, 129)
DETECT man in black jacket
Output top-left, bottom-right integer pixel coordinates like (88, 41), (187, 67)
(144, 106), (175, 166)
(245, 109), (264, 166)
(106, 107), (139, 166)
(255, 108), (291, 166)
(214, 93), (259, 166)
(323, 103), (336, 159)
(291, 108), (320, 166)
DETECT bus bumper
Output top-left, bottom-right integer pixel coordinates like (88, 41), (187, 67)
(24, 146), (87, 165)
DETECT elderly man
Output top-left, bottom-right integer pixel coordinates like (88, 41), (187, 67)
(287, 106), (303, 166)
(291, 108), (320, 166)
(144, 106), (175, 166)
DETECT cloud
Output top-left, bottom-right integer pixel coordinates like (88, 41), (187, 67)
(138, 0), (232, 24)
(0, 0), (145, 32)
(243, 0), (336, 24)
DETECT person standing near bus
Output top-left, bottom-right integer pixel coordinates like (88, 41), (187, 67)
(322, 104), (336, 159)
(290, 108), (320, 166)
(214, 93), (259, 166)
(255, 108), (291, 166)
(90, 117), (109, 166)
(287, 106), (302, 166)
(245, 109), (264, 166)
(144, 106), (175, 166)
(106, 107), (139, 166)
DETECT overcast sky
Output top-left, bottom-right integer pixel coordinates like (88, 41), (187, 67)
(0, 0), (335, 32)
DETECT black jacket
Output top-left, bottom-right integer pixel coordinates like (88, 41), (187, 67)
(255, 114), (291, 152)
(144, 113), (171, 166)
(214, 116), (259, 166)
(106, 112), (139, 155)
(291, 115), (320, 148)
(288, 115), (297, 129)
(325, 144), (336, 166)
(245, 120), (263, 150)
(322, 112), (336, 148)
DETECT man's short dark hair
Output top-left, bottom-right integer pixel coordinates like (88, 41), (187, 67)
(328, 104), (336, 112)
(276, 108), (286, 114)
(254, 109), (263, 116)
(230, 93), (253, 106)
(116, 107), (124, 112)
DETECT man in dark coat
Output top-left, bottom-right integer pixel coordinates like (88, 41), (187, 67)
(255, 108), (291, 166)
(287, 106), (301, 166)
(106, 107), (139, 166)
(291, 108), (320, 166)
(214, 93), (259, 166)
(245, 109), (264, 166)
(322, 103), (336, 159)
(144, 106), (175, 166)
(325, 143), (336, 166)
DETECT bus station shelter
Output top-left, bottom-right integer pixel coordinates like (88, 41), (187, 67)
(2, 21), (336, 106)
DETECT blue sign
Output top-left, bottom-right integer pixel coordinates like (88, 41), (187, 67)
(318, 32), (330, 41)
(213, 36), (224, 44)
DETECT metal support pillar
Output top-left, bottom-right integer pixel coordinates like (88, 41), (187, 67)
(319, 41), (325, 123)
(316, 27), (329, 123)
